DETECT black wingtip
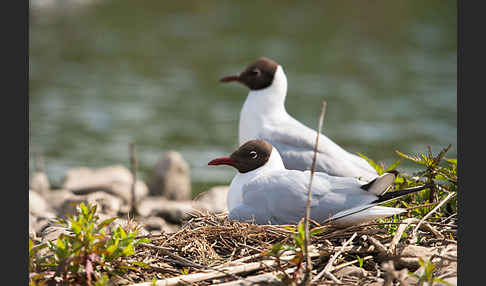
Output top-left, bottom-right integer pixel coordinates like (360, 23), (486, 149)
(372, 184), (433, 204)
(386, 170), (399, 176)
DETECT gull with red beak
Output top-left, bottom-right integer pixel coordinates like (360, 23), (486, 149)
(208, 139), (430, 227)
(220, 57), (378, 182)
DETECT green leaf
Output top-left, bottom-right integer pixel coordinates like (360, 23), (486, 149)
(119, 265), (138, 271)
(137, 238), (150, 244)
(395, 150), (425, 165)
(122, 244), (134, 256)
(445, 158), (457, 165)
(119, 227), (127, 239)
(310, 228), (324, 236)
(270, 242), (283, 255)
(297, 221), (305, 238)
(80, 202), (88, 216)
(283, 225), (296, 233)
(356, 255), (364, 268)
(29, 239), (33, 253)
(384, 158), (402, 172)
(71, 220), (82, 235)
(357, 152), (383, 174)
(56, 237), (66, 250)
(96, 217), (117, 233)
(131, 261), (150, 269)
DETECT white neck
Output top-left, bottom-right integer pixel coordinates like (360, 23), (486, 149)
(239, 66), (289, 145)
(227, 147), (285, 211)
(246, 66), (288, 113)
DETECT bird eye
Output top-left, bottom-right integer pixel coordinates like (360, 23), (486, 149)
(249, 151), (258, 159)
(249, 69), (260, 76)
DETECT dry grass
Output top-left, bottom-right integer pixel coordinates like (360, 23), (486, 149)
(118, 211), (457, 285)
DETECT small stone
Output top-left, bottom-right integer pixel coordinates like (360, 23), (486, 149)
(30, 172), (50, 196)
(394, 244), (440, 270)
(29, 190), (55, 218)
(334, 265), (367, 279)
(138, 216), (179, 233)
(62, 165), (149, 203)
(58, 191), (123, 217)
(137, 196), (199, 224)
(149, 151), (191, 201)
(195, 185), (229, 213)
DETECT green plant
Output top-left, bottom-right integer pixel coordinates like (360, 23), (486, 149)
(29, 202), (149, 285)
(362, 145), (457, 222)
(266, 220), (323, 284)
(409, 258), (453, 286)
(356, 256), (364, 268)
(357, 152), (402, 176)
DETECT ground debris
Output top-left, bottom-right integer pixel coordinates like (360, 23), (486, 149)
(117, 212), (457, 285)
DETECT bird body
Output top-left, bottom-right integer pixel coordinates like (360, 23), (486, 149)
(222, 57), (378, 181)
(209, 139), (428, 227)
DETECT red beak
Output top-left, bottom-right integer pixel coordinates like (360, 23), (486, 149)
(208, 156), (236, 167)
(220, 75), (240, 83)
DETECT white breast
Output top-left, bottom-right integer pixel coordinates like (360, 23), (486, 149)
(226, 148), (285, 211)
(238, 66), (289, 146)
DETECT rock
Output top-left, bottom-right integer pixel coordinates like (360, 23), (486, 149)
(45, 189), (78, 214)
(334, 265), (367, 279)
(394, 244), (440, 271)
(29, 213), (37, 240)
(149, 151), (191, 201)
(138, 216), (179, 234)
(194, 185), (229, 213)
(138, 196), (199, 224)
(62, 165), (149, 203)
(58, 191), (123, 217)
(30, 172), (50, 196)
(29, 190), (55, 218)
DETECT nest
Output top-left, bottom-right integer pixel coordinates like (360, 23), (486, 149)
(116, 211), (457, 285)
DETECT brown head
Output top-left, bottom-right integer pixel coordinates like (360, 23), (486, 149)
(220, 57), (279, 91)
(208, 139), (273, 173)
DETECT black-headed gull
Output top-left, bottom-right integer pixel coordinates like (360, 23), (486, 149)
(208, 139), (429, 227)
(220, 57), (378, 182)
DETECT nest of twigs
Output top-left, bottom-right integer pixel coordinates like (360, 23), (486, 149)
(117, 211), (457, 286)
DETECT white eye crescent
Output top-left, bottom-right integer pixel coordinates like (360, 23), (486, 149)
(249, 151), (258, 159)
(250, 69), (261, 76)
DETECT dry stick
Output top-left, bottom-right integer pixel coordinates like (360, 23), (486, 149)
(411, 192), (456, 243)
(332, 255), (373, 272)
(387, 218), (418, 256)
(129, 142), (138, 216)
(139, 243), (242, 281)
(312, 232), (357, 283)
(301, 101), (327, 286)
(129, 259), (277, 286)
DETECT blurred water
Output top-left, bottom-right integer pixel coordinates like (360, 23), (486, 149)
(29, 0), (457, 194)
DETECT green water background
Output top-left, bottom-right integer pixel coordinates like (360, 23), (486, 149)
(29, 1), (457, 196)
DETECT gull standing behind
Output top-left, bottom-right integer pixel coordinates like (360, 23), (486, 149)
(221, 57), (378, 182)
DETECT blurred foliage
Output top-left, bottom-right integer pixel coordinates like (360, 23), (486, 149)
(265, 220), (324, 285)
(409, 258), (454, 286)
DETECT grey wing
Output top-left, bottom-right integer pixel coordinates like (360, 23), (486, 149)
(239, 171), (311, 225)
(239, 171), (377, 225)
(228, 205), (268, 224)
(263, 118), (378, 181)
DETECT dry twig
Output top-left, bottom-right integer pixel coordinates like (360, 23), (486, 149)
(302, 100), (327, 285)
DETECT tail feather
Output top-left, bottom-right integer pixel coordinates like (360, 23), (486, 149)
(325, 206), (406, 227)
(323, 183), (432, 227)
